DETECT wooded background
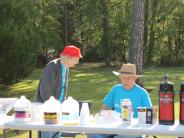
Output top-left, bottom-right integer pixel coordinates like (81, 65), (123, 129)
(1, 0), (184, 86)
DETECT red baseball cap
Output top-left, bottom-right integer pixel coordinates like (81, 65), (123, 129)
(60, 45), (82, 58)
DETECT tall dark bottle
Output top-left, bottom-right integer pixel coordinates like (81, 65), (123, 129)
(180, 82), (184, 125)
(159, 74), (175, 125)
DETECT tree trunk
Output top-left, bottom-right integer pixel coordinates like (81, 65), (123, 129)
(63, 2), (68, 45)
(175, 14), (182, 65)
(143, 0), (149, 64)
(100, 0), (111, 66)
(129, 0), (145, 83)
(146, 0), (159, 65)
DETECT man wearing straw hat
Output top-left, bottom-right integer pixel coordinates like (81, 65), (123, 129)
(88, 63), (152, 138)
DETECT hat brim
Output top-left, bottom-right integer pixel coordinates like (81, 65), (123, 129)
(112, 71), (143, 77)
(60, 53), (83, 58)
(79, 54), (83, 58)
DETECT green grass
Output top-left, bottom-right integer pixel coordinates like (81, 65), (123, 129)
(1, 63), (184, 138)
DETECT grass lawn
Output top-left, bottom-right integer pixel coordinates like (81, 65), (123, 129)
(0, 63), (184, 138)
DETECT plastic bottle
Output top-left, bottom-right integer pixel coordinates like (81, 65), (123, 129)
(43, 96), (61, 124)
(80, 103), (90, 125)
(159, 74), (174, 125)
(61, 97), (79, 120)
(14, 96), (32, 123)
(121, 99), (133, 125)
(146, 107), (157, 125)
(31, 102), (44, 122)
(138, 107), (146, 125)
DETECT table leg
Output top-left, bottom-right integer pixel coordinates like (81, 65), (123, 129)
(29, 130), (32, 138)
(38, 131), (41, 138)
(3, 129), (7, 138)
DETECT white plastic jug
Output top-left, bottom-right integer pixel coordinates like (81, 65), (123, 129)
(14, 96), (32, 123)
(43, 96), (61, 124)
(61, 97), (79, 120)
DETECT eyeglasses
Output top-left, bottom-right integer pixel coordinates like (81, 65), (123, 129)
(120, 75), (134, 80)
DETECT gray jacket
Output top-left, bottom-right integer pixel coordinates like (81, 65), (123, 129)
(34, 58), (68, 103)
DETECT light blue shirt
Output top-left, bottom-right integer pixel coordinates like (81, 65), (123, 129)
(59, 64), (67, 102)
(103, 84), (152, 118)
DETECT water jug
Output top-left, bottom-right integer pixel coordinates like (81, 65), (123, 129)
(43, 96), (61, 124)
(159, 74), (174, 125)
(14, 96), (32, 123)
(180, 82), (184, 125)
(121, 99), (133, 124)
(61, 97), (79, 121)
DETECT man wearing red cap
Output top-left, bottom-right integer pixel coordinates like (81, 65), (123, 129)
(35, 45), (82, 138)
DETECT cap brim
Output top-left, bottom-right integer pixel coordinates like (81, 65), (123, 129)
(112, 71), (120, 76)
(112, 71), (143, 77)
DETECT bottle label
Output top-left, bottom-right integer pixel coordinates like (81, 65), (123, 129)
(15, 111), (31, 118)
(138, 107), (146, 125)
(160, 97), (173, 103)
(159, 93), (174, 121)
(122, 105), (132, 122)
(44, 112), (59, 124)
(146, 107), (157, 124)
(146, 108), (152, 124)
(180, 94), (184, 121)
(61, 112), (70, 120)
(122, 106), (128, 120)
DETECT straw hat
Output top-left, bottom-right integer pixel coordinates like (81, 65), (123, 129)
(112, 63), (143, 77)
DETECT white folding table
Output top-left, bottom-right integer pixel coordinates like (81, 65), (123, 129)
(3, 117), (184, 137)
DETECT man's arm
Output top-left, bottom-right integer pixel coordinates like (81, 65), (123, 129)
(39, 62), (57, 102)
(102, 104), (111, 110)
(142, 91), (152, 107)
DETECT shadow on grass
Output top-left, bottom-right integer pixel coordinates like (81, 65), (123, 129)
(0, 130), (32, 138)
